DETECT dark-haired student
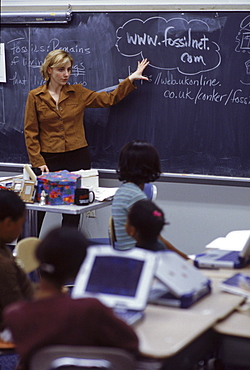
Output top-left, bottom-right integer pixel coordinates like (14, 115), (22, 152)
(126, 199), (167, 252)
(3, 227), (139, 370)
(0, 190), (34, 339)
(126, 199), (188, 259)
(112, 140), (161, 250)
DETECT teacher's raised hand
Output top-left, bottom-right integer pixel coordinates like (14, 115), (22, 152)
(128, 58), (150, 82)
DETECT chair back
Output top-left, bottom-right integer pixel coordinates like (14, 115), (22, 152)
(29, 345), (136, 370)
(143, 183), (157, 201)
(108, 216), (117, 247)
(13, 237), (40, 274)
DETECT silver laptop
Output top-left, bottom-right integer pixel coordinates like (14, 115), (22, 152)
(149, 251), (211, 308)
(72, 246), (156, 325)
(194, 233), (250, 269)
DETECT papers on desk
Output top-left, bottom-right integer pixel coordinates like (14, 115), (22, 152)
(0, 175), (22, 188)
(94, 187), (118, 201)
(220, 273), (250, 299)
(205, 230), (250, 251)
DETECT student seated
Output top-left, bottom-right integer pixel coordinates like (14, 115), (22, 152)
(112, 140), (161, 250)
(0, 189), (34, 339)
(126, 199), (188, 259)
(3, 227), (139, 370)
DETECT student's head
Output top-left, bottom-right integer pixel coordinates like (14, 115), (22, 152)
(126, 199), (167, 244)
(36, 227), (89, 286)
(117, 141), (161, 185)
(0, 189), (26, 244)
(40, 49), (74, 81)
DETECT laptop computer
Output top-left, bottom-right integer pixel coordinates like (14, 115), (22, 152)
(148, 251), (211, 308)
(194, 232), (250, 269)
(72, 245), (157, 325)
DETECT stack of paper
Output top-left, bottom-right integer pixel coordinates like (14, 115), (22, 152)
(220, 273), (250, 298)
(94, 187), (118, 202)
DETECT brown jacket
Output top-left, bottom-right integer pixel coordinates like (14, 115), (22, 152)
(24, 78), (136, 167)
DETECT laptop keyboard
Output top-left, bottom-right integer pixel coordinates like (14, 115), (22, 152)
(217, 251), (239, 261)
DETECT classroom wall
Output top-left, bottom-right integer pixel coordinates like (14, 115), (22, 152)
(2, 167), (248, 256)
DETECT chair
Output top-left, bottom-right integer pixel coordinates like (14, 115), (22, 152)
(13, 237), (40, 281)
(29, 345), (136, 370)
(108, 216), (117, 248)
(143, 183), (157, 201)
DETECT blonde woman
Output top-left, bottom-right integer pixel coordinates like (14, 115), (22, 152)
(24, 49), (149, 229)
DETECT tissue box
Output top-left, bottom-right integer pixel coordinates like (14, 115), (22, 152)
(72, 169), (99, 191)
(37, 170), (81, 205)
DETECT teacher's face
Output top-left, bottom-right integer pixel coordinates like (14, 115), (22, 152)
(48, 61), (72, 86)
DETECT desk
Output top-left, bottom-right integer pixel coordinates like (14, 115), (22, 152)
(134, 277), (245, 369)
(24, 200), (112, 237)
(199, 264), (250, 281)
(201, 265), (250, 368)
(209, 265), (250, 369)
(214, 305), (250, 368)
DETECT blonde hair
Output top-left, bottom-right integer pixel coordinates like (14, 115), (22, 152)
(40, 49), (74, 81)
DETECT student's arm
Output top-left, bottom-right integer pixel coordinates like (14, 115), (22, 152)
(0, 257), (34, 330)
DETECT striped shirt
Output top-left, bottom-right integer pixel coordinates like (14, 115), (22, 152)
(112, 182), (147, 250)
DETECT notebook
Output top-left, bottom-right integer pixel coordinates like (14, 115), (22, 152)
(148, 251), (211, 308)
(194, 231), (250, 269)
(72, 245), (157, 325)
(220, 273), (250, 298)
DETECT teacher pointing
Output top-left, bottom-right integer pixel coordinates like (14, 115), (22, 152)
(24, 49), (149, 230)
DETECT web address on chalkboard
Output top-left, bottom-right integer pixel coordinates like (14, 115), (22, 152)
(162, 87), (250, 106)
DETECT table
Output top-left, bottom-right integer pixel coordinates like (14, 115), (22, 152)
(214, 304), (250, 368)
(23, 200), (112, 237)
(134, 276), (245, 369)
(209, 265), (250, 368)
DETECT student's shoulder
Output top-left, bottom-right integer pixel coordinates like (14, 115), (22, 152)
(71, 297), (116, 319)
(3, 299), (28, 323)
(113, 183), (146, 207)
(0, 250), (17, 273)
(73, 297), (108, 310)
(118, 182), (144, 194)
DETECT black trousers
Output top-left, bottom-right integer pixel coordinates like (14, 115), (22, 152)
(37, 147), (91, 233)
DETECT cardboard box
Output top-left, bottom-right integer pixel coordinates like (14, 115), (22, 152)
(72, 169), (99, 191)
(37, 170), (81, 205)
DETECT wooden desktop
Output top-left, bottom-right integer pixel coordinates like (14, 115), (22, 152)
(133, 265), (250, 369)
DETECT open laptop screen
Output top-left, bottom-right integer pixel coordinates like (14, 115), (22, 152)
(85, 256), (144, 297)
(72, 246), (156, 311)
